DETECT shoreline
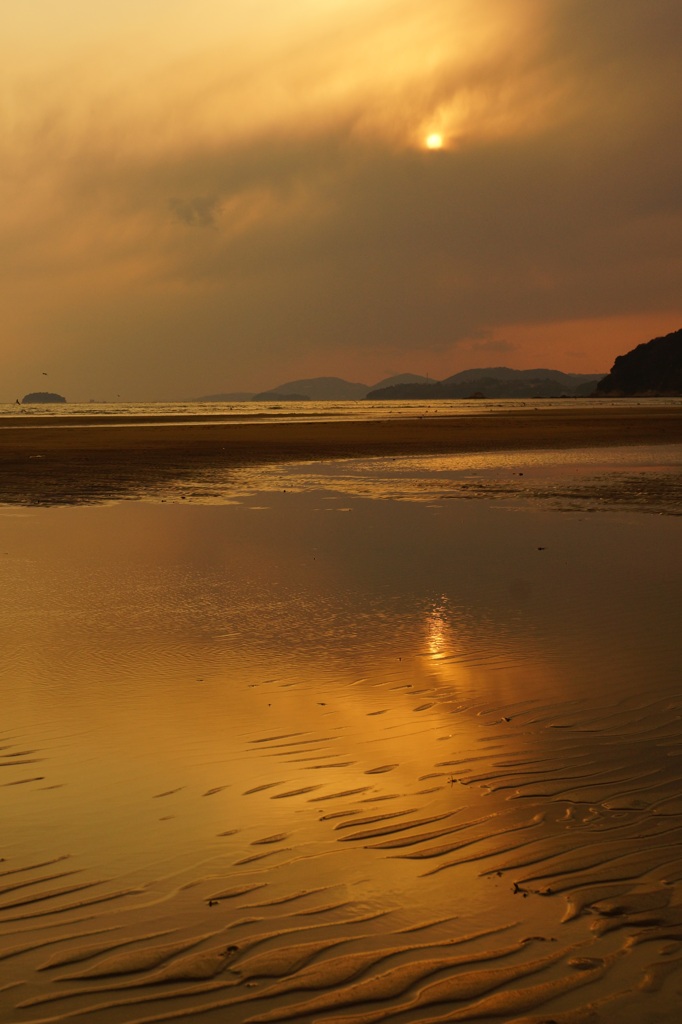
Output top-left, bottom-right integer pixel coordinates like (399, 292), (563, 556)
(1, 406), (681, 505)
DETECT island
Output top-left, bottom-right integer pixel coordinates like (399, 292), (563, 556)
(21, 392), (67, 404)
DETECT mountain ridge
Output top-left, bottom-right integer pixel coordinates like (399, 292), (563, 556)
(193, 368), (604, 402)
(370, 368), (605, 400)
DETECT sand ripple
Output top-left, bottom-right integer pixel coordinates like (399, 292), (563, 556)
(4, 645), (682, 1024)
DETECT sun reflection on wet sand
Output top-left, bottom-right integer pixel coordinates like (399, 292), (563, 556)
(1, 482), (681, 1022)
(426, 599), (451, 660)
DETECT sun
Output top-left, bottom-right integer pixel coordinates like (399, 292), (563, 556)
(425, 132), (444, 150)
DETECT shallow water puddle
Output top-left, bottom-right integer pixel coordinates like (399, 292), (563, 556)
(1, 488), (681, 1022)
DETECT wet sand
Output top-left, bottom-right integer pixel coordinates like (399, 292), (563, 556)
(1, 429), (682, 1023)
(2, 405), (682, 504)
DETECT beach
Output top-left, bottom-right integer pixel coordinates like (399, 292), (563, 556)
(1, 406), (682, 1024)
(2, 404), (682, 505)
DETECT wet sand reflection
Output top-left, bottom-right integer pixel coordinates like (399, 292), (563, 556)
(1, 484), (681, 1023)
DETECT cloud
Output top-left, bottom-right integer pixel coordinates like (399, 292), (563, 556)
(1, 0), (681, 398)
(168, 196), (221, 228)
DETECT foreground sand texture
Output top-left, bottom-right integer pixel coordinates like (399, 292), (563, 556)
(1, 405), (682, 504)
(1, 413), (682, 1023)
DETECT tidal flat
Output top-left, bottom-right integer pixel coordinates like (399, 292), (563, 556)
(1, 443), (682, 1024)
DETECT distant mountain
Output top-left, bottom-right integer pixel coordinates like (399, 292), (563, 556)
(251, 390), (311, 402)
(370, 373), (432, 390)
(441, 367), (603, 387)
(192, 368), (609, 404)
(595, 328), (682, 396)
(251, 374), (433, 401)
(367, 368), (605, 400)
(255, 376), (369, 401)
(191, 392), (254, 402)
(22, 392), (66, 403)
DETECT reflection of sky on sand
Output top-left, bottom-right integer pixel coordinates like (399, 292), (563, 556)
(169, 443), (682, 516)
(2, 495), (679, 836)
(2, 485), (682, 1020)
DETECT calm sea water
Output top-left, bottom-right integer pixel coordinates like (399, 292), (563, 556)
(3, 396), (682, 422)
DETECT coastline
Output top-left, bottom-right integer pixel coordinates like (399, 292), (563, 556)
(2, 405), (681, 505)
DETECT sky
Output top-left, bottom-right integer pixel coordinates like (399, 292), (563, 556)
(2, 0), (681, 401)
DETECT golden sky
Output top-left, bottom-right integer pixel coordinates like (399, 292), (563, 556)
(2, 0), (681, 400)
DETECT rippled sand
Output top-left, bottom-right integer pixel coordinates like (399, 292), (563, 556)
(1, 449), (681, 1023)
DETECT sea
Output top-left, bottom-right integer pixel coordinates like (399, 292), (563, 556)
(3, 395), (682, 422)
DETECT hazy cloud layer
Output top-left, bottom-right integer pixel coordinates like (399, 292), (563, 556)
(2, 0), (681, 399)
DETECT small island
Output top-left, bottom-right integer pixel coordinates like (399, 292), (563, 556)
(21, 392), (67, 404)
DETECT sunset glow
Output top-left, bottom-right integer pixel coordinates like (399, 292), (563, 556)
(425, 132), (444, 150)
(1, 0), (680, 400)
